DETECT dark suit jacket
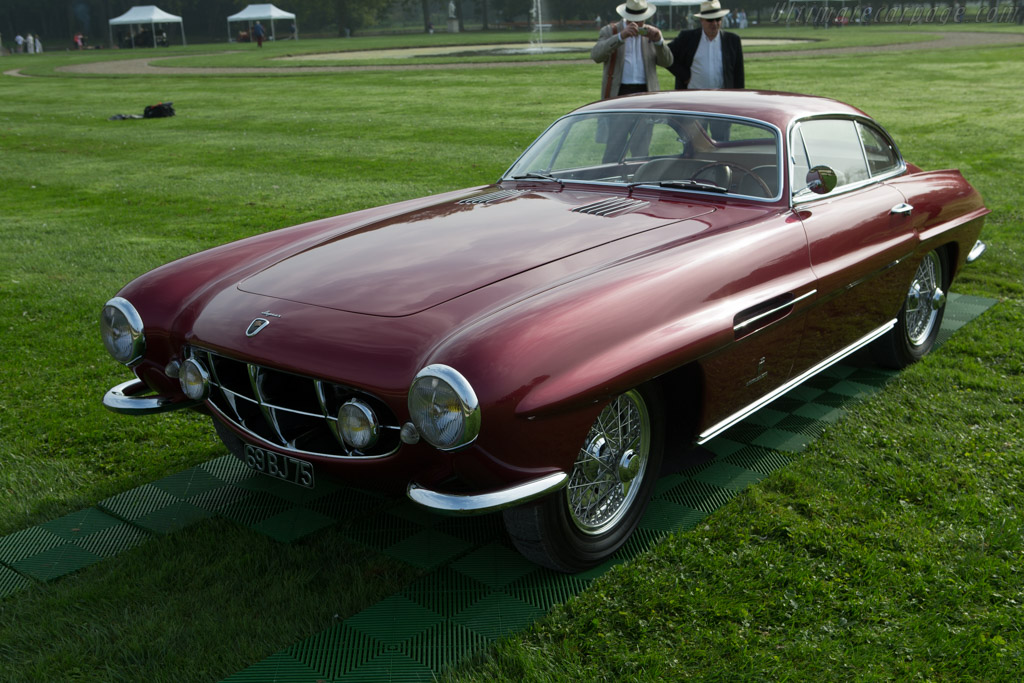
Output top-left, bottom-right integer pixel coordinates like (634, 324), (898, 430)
(667, 29), (744, 90)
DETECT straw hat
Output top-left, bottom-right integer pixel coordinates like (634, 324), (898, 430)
(616, 0), (657, 22)
(694, 0), (731, 20)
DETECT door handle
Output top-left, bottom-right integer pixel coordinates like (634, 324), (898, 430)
(890, 203), (914, 216)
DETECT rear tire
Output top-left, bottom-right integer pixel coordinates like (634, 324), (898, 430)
(503, 384), (664, 573)
(873, 248), (949, 369)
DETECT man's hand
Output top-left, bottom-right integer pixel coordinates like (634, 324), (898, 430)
(621, 22), (641, 39)
(643, 25), (663, 42)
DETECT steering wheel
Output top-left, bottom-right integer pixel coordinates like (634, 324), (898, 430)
(692, 162), (772, 197)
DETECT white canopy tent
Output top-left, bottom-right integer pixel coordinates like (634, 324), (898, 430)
(227, 4), (298, 42)
(648, 0), (704, 30)
(109, 5), (186, 48)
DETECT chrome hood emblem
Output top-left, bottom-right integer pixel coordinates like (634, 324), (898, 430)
(246, 318), (270, 337)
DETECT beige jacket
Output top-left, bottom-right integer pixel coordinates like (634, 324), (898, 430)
(591, 21), (673, 100)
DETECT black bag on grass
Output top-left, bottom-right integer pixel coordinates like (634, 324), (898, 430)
(143, 102), (175, 118)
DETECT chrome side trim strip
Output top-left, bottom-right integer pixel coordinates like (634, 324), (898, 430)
(102, 379), (199, 415)
(733, 289), (817, 335)
(966, 240), (987, 263)
(697, 319), (897, 444)
(407, 472), (569, 515)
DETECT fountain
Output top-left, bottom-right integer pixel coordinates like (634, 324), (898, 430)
(528, 0), (549, 53)
(439, 0), (578, 57)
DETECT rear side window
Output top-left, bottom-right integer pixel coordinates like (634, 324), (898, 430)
(857, 122), (901, 176)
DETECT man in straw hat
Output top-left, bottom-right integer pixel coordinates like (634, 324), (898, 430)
(666, 0), (745, 90)
(591, 0), (673, 100)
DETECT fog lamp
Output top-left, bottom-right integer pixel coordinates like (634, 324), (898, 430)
(338, 400), (380, 451)
(179, 358), (210, 401)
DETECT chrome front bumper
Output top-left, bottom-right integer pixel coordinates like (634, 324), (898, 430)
(107, 377), (566, 513)
(407, 472), (568, 515)
(103, 379), (200, 415)
(967, 240), (986, 263)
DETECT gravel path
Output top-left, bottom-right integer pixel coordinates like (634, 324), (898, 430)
(5, 31), (1023, 78)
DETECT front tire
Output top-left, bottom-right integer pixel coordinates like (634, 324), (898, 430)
(874, 248), (949, 369)
(503, 385), (664, 573)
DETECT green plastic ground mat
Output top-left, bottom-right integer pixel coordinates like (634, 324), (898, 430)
(220, 293), (997, 683)
(0, 508), (149, 586)
(0, 293), (998, 677)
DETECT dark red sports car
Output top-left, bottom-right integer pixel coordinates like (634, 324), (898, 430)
(102, 91), (987, 571)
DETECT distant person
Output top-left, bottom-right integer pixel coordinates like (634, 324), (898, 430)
(73, 32), (84, 49)
(253, 21), (265, 48)
(289, 22), (297, 39)
(34, 34), (43, 53)
(592, 0), (673, 100)
(15, 33), (25, 53)
(666, 0), (744, 90)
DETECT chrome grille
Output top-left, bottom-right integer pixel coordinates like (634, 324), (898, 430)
(194, 348), (401, 459)
(571, 197), (650, 217)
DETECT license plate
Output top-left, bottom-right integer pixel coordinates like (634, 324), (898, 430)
(243, 445), (315, 489)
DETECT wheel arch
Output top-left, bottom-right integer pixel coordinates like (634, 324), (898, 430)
(650, 361), (705, 460)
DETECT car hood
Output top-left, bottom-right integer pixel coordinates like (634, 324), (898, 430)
(238, 189), (713, 317)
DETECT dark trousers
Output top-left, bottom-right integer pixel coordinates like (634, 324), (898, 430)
(617, 83), (647, 96)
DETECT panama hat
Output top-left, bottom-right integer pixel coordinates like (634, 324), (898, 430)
(616, 0), (657, 22)
(694, 0), (731, 19)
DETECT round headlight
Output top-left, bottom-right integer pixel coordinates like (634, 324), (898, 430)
(408, 365), (480, 451)
(179, 358), (210, 401)
(338, 400), (380, 451)
(100, 297), (145, 366)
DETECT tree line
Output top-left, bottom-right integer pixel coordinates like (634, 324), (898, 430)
(2, 0), (696, 45)
(3, 0), (795, 47)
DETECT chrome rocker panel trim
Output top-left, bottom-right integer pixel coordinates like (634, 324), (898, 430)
(103, 379), (200, 415)
(697, 319), (897, 444)
(407, 471), (569, 515)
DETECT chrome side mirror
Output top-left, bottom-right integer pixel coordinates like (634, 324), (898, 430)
(806, 165), (838, 195)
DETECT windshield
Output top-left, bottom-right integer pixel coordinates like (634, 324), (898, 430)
(505, 111), (781, 199)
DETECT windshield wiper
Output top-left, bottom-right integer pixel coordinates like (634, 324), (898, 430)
(652, 179), (729, 193)
(511, 172), (563, 185)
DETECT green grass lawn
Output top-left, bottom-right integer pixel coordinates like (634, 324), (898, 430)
(1, 29), (1022, 681)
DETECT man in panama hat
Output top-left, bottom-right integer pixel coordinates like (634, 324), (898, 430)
(591, 0), (673, 100)
(665, 0), (745, 90)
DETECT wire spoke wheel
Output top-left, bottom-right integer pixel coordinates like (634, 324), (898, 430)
(873, 248), (949, 369)
(503, 384), (664, 572)
(904, 250), (945, 347)
(566, 390), (650, 534)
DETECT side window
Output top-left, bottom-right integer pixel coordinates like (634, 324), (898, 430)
(795, 119), (870, 189)
(790, 127), (812, 194)
(857, 122), (901, 176)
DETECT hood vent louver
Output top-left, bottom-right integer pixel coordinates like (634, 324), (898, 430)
(458, 189), (527, 205)
(572, 197), (650, 217)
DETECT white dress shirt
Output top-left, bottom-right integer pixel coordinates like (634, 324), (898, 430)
(620, 24), (646, 85)
(689, 32), (724, 89)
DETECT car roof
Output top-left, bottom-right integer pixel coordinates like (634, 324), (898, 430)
(573, 90), (873, 131)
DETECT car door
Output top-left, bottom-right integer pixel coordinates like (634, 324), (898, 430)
(790, 117), (918, 373)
